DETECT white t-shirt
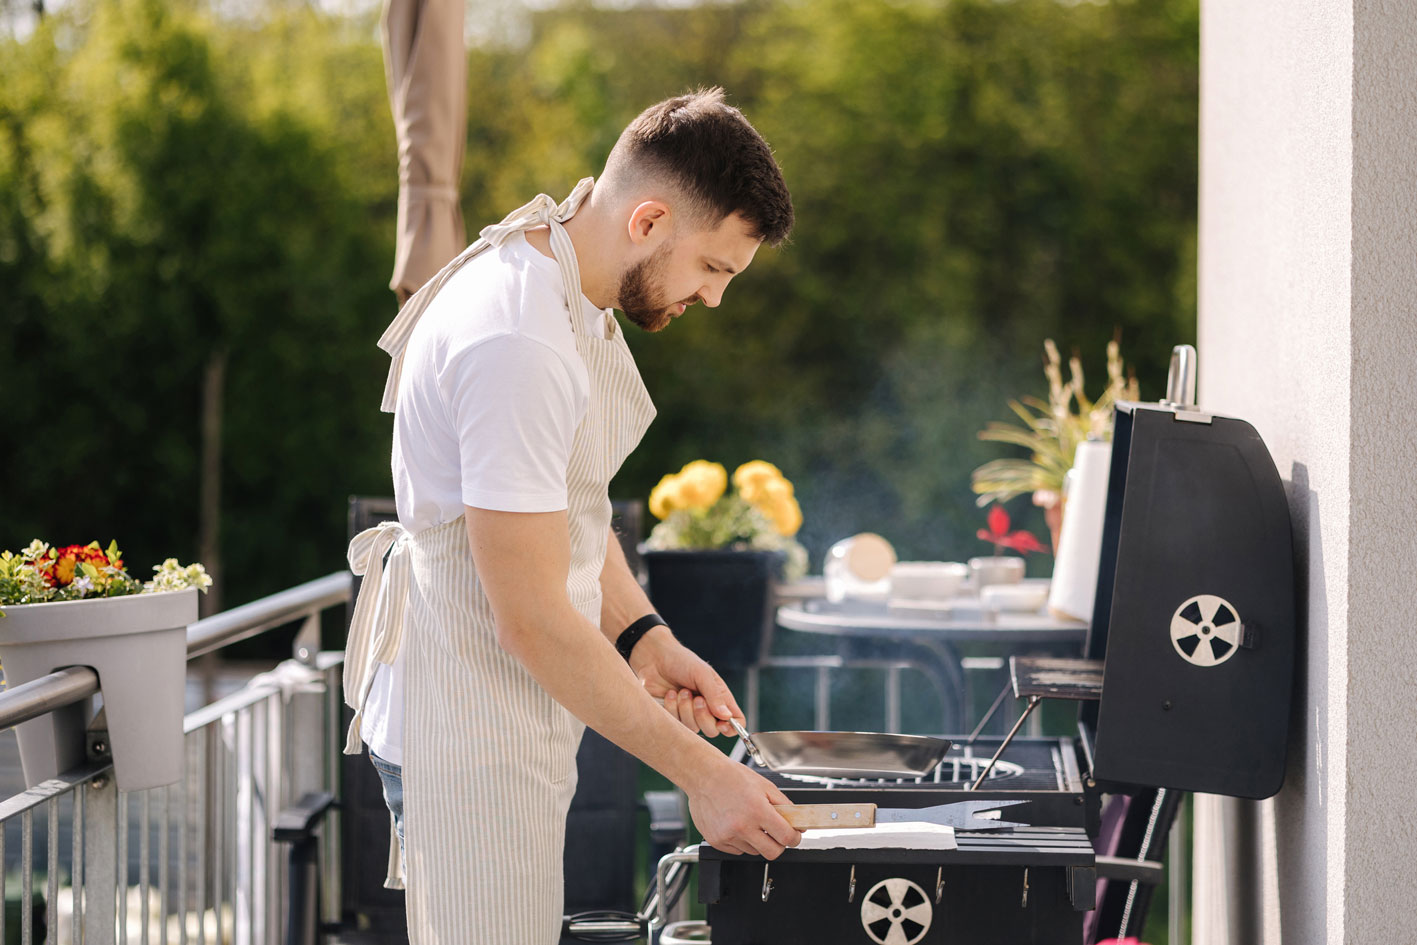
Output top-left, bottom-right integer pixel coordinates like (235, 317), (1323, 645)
(361, 231), (609, 765)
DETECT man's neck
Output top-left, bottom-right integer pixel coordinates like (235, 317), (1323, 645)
(563, 209), (617, 309)
(524, 205), (617, 310)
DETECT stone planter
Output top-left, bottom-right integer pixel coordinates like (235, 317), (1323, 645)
(0, 587), (197, 791)
(641, 549), (783, 671)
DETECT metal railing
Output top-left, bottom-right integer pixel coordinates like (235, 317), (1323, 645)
(0, 571), (352, 945)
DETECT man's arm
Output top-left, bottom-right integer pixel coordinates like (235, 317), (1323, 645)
(599, 527), (737, 737)
(599, 524), (657, 645)
(464, 506), (800, 859)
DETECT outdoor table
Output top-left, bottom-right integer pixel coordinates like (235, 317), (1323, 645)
(774, 581), (1088, 735)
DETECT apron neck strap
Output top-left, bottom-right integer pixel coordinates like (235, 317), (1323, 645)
(375, 177), (597, 412)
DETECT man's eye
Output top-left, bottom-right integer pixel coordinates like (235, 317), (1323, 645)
(706, 265), (720, 274)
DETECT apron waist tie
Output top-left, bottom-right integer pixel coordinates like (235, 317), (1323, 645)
(344, 520), (413, 754)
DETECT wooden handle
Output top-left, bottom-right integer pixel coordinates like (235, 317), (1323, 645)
(775, 803), (877, 830)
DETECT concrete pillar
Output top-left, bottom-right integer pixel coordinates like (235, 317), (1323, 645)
(1196, 1), (1417, 942)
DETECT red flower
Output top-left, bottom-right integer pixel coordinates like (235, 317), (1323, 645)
(977, 505), (1045, 555)
(46, 543), (116, 586)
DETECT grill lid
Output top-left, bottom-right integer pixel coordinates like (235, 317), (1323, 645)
(1082, 348), (1296, 799)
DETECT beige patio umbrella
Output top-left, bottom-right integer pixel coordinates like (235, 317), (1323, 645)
(382, 0), (468, 304)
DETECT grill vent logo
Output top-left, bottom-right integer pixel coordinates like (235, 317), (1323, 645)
(860, 877), (932, 945)
(1170, 594), (1242, 667)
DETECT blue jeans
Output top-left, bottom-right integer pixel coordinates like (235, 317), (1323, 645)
(370, 752), (405, 852)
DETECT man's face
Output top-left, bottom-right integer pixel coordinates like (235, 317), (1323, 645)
(616, 212), (763, 332)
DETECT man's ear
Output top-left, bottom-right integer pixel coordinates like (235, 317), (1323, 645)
(627, 200), (671, 245)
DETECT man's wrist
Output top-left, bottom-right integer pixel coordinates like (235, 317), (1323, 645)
(615, 612), (670, 662)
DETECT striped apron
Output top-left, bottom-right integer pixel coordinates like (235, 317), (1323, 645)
(344, 178), (656, 942)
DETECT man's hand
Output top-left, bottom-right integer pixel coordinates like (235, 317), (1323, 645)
(629, 626), (739, 737)
(684, 755), (802, 859)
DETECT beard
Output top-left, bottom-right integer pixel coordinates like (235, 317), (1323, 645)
(616, 244), (689, 332)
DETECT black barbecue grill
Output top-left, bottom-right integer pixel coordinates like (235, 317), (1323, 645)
(651, 345), (1298, 945)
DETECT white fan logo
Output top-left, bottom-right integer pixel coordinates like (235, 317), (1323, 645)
(860, 877), (933, 945)
(1170, 594), (1242, 667)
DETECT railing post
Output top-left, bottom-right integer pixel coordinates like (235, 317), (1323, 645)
(322, 657), (344, 929)
(276, 659), (339, 927)
(83, 774), (119, 943)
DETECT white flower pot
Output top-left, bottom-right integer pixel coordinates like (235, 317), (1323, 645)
(0, 587), (197, 791)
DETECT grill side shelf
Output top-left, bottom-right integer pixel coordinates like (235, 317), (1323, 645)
(1011, 656), (1105, 700)
(698, 827), (1096, 867)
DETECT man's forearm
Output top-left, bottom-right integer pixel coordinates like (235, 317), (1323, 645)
(599, 526), (658, 646)
(497, 594), (720, 789)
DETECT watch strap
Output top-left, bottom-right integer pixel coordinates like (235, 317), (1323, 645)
(616, 612), (668, 662)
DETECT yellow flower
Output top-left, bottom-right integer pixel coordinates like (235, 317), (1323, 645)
(733, 460), (791, 506)
(752, 477), (802, 536)
(648, 473), (682, 519)
(768, 494), (803, 536)
(675, 460), (728, 509)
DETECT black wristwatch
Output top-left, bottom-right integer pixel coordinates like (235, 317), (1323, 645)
(616, 612), (668, 662)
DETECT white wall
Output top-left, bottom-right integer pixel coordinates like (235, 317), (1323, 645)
(1196, 0), (1417, 941)
(1346, 0), (1417, 938)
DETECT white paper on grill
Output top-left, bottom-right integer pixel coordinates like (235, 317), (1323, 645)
(795, 822), (957, 851)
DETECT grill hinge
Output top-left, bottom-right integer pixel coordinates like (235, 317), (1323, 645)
(1240, 622), (1260, 649)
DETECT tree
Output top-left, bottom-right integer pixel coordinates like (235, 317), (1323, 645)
(0, 0), (395, 608)
(1, 0), (1198, 599)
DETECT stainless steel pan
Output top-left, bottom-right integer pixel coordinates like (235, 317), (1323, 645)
(730, 719), (952, 779)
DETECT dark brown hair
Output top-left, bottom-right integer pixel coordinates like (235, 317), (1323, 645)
(606, 88), (793, 246)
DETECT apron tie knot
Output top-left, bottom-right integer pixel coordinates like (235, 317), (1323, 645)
(374, 177), (597, 413)
(344, 520), (414, 754)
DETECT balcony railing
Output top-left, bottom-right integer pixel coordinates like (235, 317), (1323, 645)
(0, 571), (352, 945)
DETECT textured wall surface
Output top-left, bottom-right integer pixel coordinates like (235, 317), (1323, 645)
(1196, 0), (1417, 941)
(1346, 0), (1417, 938)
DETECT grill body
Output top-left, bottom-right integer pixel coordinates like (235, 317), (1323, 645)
(703, 738), (1098, 944)
(700, 837), (1094, 945)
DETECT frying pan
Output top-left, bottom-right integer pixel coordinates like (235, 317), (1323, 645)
(730, 719), (952, 779)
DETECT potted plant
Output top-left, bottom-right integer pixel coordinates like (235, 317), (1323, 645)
(0, 540), (210, 790)
(641, 461), (807, 670)
(971, 336), (1138, 551)
(970, 504), (1045, 589)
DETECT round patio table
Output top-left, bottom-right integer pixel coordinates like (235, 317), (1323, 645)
(774, 582), (1088, 734)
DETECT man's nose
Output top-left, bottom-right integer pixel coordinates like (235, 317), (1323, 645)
(698, 285), (724, 308)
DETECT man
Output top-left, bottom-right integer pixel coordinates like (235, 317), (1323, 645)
(344, 88), (802, 943)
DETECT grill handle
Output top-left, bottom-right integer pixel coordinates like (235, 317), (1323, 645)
(729, 717), (769, 768)
(1164, 344), (1198, 408)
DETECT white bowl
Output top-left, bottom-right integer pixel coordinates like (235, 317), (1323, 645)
(968, 555), (1026, 590)
(890, 561), (968, 601)
(980, 583), (1049, 613)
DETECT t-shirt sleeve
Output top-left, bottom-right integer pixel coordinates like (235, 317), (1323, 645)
(442, 333), (580, 513)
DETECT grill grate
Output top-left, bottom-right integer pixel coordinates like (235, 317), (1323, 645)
(751, 737), (1075, 793)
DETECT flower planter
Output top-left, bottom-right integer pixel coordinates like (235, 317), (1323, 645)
(0, 587), (197, 791)
(641, 549), (783, 671)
